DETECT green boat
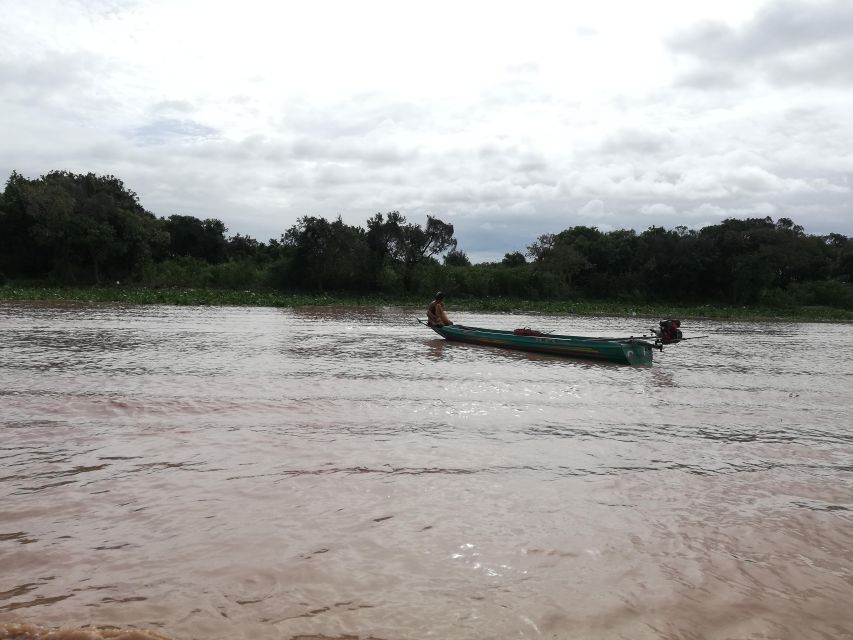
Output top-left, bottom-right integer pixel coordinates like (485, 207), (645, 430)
(420, 321), (658, 365)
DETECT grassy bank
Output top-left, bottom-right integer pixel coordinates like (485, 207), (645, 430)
(461, 297), (853, 322)
(0, 285), (366, 308)
(2, 285), (852, 322)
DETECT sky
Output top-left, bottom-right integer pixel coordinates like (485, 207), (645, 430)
(1, 0), (851, 262)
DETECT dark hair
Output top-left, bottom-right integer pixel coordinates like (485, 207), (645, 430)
(435, 291), (445, 300)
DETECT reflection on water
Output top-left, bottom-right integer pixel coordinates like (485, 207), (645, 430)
(1, 302), (852, 640)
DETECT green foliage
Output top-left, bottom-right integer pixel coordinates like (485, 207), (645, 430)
(281, 215), (374, 291)
(3, 169), (853, 316)
(227, 233), (267, 263)
(787, 280), (853, 310)
(0, 170), (162, 283)
(376, 265), (404, 295)
(5, 284), (851, 322)
(444, 249), (471, 267)
(210, 261), (266, 289)
(148, 257), (214, 288)
(165, 215), (228, 264)
(365, 211), (457, 291)
(501, 251), (527, 267)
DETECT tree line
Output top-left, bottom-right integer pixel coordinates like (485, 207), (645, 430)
(1, 170), (852, 309)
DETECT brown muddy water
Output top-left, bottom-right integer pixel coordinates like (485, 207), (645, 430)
(1, 302), (852, 640)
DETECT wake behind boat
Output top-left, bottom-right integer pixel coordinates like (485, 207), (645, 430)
(419, 320), (662, 365)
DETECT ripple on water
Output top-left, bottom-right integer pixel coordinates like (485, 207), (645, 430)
(1, 303), (853, 639)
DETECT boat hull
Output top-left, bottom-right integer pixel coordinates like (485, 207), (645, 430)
(428, 324), (654, 365)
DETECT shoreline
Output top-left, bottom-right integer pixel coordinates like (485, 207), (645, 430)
(2, 285), (851, 323)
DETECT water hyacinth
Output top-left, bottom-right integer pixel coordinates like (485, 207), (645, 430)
(1, 285), (852, 322)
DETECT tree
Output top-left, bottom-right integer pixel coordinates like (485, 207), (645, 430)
(0, 171), (47, 277)
(365, 211), (457, 291)
(365, 211), (406, 288)
(281, 215), (372, 291)
(526, 233), (555, 262)
(226, 233), (265, 262)
(23, 179), (78, 281)
(828, 235), (853, 282)
(501, 251), (527, 267)
(366, 211), (406, 265)
(0, 170), (165, 283)
(444, 249), (471, 267)
(526, 229), (591, 292)
(164, 215), (228, 264)
(399, 215), (456, 291)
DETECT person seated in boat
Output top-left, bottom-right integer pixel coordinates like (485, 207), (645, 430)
(427, 291), (453, 327)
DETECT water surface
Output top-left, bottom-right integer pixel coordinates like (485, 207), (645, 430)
(1, 303), (852, 639)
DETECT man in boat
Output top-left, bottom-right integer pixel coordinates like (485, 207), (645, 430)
(426, 291), (453, 327)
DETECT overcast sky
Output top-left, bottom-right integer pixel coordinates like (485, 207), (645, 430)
(2, 0), (851, 262)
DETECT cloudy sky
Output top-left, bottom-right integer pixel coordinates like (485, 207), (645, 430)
(2, 0), (851, 261)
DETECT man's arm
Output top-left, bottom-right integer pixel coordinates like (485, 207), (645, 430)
(426, 301), (440, 325)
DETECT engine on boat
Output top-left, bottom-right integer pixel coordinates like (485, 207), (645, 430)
(654, 319), (683, 344)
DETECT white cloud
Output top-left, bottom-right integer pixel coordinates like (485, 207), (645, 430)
(669, 0), (853, 87)
(578, 199), (610, 218)
(600, 128), (675, 155)
(640, 203), (677, 216)
(1, 0), (851, 259)
(688, 203), (728, 219)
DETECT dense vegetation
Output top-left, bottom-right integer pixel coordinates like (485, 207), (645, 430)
(1, 170), (852, 312)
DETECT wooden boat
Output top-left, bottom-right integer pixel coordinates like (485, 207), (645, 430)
(420, 321), (657, 365)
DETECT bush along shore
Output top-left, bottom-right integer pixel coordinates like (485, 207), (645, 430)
(3, 171), (853, 321)
(2, 285), (852, 323)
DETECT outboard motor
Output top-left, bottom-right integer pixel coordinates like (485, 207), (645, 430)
(654, 319), (683, 344)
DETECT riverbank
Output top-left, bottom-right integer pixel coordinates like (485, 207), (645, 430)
(1, 285), (851, 322)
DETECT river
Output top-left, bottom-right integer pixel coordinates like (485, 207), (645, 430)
(1, 302), (852, 640)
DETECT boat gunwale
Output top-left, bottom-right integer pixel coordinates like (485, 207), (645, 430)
(439, 323), (656, 348)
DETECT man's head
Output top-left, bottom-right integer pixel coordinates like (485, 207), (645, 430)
(435, 291), (445, 301)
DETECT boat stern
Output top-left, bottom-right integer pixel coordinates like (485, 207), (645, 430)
(621, 340), (654, 365)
